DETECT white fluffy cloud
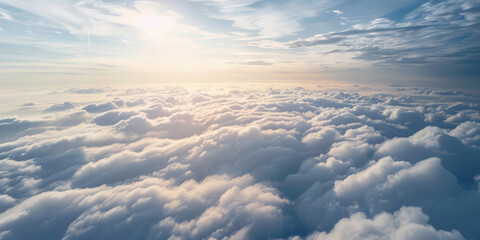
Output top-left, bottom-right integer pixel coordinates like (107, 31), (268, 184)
(295, 207), (464, 240)
(0, 174), (287, 239)
(0, 86), (479, 239)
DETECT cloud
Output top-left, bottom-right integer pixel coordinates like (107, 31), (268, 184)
(66, 88), (105, 94)
(449, 121), (480, 147)
(248, 0), (480, 70)
(375, 126), (480, 187)
(0, 0), (178, 37)
(333, 157), (409, 200)
(93, 111), (139, 126)
(0, 86), (479, 239)
(329, 10), (343, 15)
(295, 207), (464, 240)
(44, 102), (76, 112)
(190, 0), (334, 38)
(83, 102), (117, 113)
(0, 8), (13, 21)
(226, 60), (274, 66)
(0, 174), (288, 239)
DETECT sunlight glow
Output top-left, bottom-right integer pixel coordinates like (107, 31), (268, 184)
(134, 14), (175, 37)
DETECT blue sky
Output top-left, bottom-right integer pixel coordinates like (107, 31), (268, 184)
(0, 0), (479, 88)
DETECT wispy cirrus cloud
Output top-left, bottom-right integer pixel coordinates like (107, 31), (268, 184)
(276, 0), (478, 69)
(0, 8), (13, 21)
(0, 0), (179, 36)
(189, 0), (335, 38)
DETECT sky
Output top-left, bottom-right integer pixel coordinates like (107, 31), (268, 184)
(0, 0), (479, 88)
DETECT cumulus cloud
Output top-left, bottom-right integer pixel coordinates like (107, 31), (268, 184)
(294, 207), (464, 240)
(0, 174), (288, 240)
(0, 86), (479, 239)
(83, 102), (118, 113)
(93, 111), (139, 126)
(449, 121), (480, 147)
(44, 102), (76, 112)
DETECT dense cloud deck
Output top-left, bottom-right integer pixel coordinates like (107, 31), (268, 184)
(0, 86), (479, 239)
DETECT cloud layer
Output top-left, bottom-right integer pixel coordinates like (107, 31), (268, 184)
(0, 86), (479, 239)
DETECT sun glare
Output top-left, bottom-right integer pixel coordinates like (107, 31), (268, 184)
(134, 14), (175, 37)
